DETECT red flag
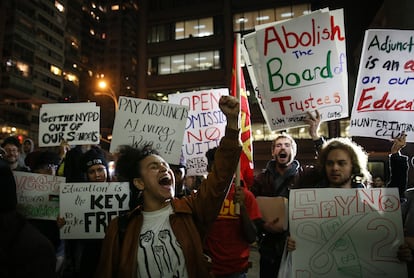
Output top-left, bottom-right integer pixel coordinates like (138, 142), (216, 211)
(231, 38), (254, 188)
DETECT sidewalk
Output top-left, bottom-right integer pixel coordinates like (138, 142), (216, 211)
(248, 244), (260, 277)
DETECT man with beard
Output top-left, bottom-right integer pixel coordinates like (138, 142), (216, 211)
(284, 136), (413, 277)
(312, 136), (371, 189)
(250, 110), (323, 278)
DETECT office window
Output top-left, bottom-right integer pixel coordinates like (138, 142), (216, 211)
(158, 56), (171, 74)
(149, 17), (214, 43)
(171, 54), (185, 73)
(175, 22), (185, 40)
(150, 50), (221, 75)
(234, 3), (311, 32)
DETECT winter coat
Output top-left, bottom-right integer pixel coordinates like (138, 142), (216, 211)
(94, 128), (241, 278)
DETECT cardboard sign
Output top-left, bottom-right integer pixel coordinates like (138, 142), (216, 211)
(110, 96), (188, 165)
(289, 188), (407, 277)
(350, 29), (414, 142)
(14, 171), (65, 220)
(256, 196), (288, 231)
(168, 89), (228, 175)
(243, 8), (348, 131)
(38, 102), (100, 147)
(59, 182), (130, 239)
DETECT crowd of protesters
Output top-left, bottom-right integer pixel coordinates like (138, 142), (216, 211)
(1, 97), (413, 278)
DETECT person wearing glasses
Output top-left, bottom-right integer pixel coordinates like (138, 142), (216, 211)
(1, 136), (30, 172)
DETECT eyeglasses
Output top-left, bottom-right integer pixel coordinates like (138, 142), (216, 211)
(4, 147), (19, 153)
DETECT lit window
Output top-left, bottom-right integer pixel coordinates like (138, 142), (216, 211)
(55, 1), (64, 12)
(153, 50), (220, 75)
(233, 3), (311, 32)
(16, 62), (30, 77)
(65, 73), (79, 85)
(256, 16), (269, 21)
(50, 65), (62, 76)
(111, 5), (120, 11)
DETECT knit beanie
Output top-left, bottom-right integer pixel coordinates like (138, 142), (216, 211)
(81, 148), (108, 172)
(0, 158), (17, 212)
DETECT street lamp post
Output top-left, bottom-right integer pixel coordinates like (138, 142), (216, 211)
(94, 80), (118, 112)
(94, 80), (118, 144)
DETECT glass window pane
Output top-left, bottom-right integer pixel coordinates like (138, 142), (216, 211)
(257, 9), (275, 26)
(158, 56), (171, 75)
(197, 18), (213, 37)
(199, 51), (213, 70)
(185, 53), (198, 71)
(171, 54), (185, 73)
(241, 11), (255, 31)
(175, 21), (185, 40)
(233, 12), (245, 32)
(293, 3), (312, 17)
(148, 26), (156, 43)
(276, 6), (294, 21)
(185, 19), (197, 38)
(157, 25), (167, 42)
(213, 50), (220, 69)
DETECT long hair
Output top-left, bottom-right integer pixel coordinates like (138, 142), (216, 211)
(115, 144), (159, 209)
(317, 137), (371, 185)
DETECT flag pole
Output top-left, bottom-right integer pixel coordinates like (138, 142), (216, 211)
(235, 33), (241, 215)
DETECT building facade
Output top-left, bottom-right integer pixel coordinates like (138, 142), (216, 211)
(2, 0), (414, 183)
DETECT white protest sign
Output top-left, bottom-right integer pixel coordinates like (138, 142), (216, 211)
(60, 182), (130, 239)
(244, 8), (348, 131)
(38, 102), (100, 146)
(14, 171), (65, 220)
(349, 29), (414, 142)
(110, 97), (188, 165)
(168, 89), (228, 176)
(289, 188), (407, 278)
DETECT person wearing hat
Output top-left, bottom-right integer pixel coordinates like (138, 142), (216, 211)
(81, 147), (110, 182)
(62, 146), (109, 278)
(0, 157), (57, 277)
(1, 136), (30, 171)
(25, 150), (61, 176)
(18, 137), (35, 168)
(25, 149), (66, 276)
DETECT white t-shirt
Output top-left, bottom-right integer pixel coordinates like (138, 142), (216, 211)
(137, 203), (188, 278)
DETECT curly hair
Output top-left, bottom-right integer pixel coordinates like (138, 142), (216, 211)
(115, 144), (159, 209)
(317, 137), (371, 184)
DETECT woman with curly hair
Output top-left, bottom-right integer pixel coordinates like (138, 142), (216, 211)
(95, 95), (241, 278)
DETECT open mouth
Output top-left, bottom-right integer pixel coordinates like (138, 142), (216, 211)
(159, 176), (172, 186)
(279, 153), (287, 158)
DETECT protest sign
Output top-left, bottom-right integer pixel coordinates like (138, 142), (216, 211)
(243, 8), (348, 131)
(38, 102), (100, 146)
(14, 171), (65, 220)
(256, 196), (288, 231)
(289, 188), (407, 277)
(168, 88), (228, 175)
(60, 182), (129, 239)
(349, 29), (414, 142)
(110, 96), (188, 165)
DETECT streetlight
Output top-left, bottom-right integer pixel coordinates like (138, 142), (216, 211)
(94, 80), (118, 143)
(94, 80), (118, 111)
